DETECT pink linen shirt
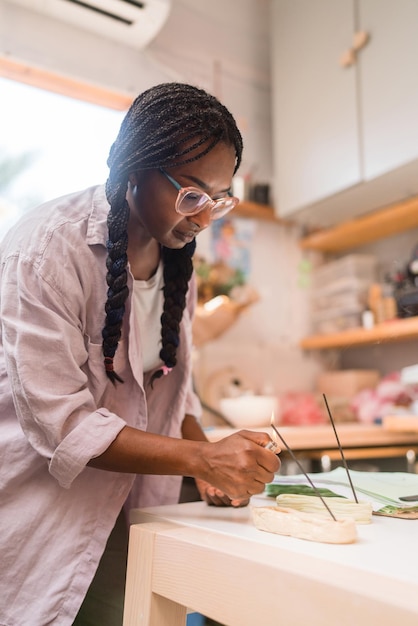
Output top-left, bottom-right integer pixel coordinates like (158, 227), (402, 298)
(0, 185), (201, 626)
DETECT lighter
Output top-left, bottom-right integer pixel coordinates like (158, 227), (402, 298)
(264, 440), (280, 453)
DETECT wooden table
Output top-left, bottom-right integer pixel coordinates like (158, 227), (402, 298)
(124, 497), (418, 626)
(205, 423), (418, 469)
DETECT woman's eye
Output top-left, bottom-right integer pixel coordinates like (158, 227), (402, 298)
(186, 193), (201, 202)
(183, 192), (208, 208)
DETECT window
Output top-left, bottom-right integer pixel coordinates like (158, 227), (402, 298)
(0, 76), (126, 239)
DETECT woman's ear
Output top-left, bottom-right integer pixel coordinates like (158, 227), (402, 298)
(128, 172), (140, 186)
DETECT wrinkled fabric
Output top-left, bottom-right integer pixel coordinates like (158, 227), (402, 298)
(0, 186), (201, 626)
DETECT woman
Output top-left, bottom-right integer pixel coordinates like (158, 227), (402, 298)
(0, 83), (279, 625)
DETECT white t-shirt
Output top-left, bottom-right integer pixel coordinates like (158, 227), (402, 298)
(132, 261), (164, 372)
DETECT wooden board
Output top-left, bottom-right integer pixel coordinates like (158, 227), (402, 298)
(300, 195), (418, 252)
(383, 415), (418, 432)
(205, 423), (418, 451)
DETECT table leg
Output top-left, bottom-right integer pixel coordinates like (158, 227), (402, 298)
(123, 523), (187, 626)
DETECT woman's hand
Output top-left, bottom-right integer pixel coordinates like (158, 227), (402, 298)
(194, 477), (250, 507)
(196, 430), (281, 502)
(181, 416), (280, 505)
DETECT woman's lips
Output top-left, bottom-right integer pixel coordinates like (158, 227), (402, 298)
(173, 229), (198, 243)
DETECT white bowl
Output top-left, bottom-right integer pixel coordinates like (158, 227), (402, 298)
(219, 395), (278, 428)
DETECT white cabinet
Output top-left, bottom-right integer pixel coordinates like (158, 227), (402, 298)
(360, 0), (418, 180)
(271, 0), (360, 215)
(271, 0), (418, 226)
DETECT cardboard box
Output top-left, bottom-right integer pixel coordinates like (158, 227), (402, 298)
(318, 370), (380, 398)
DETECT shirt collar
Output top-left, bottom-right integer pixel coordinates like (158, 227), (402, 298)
(87, 184), (111, 246)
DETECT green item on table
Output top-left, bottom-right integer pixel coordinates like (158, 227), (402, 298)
(265, 483), (344, 499)
(374, 505), (418, 519)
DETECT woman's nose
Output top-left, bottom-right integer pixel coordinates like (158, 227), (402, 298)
(189, 207), (212, 230)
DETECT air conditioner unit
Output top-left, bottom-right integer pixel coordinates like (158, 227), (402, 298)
(7, 0), (172, 49)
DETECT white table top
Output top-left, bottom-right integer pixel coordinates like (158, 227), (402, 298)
(131, 494), (418, 587)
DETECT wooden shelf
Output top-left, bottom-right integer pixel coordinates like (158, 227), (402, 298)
(233, 200), (285, 223)
(300, 316), (418, 350)
(206, 422), (418, 449)
(300, 195), (418, 252)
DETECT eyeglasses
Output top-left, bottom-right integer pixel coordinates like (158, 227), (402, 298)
(159, 167), (239, 220)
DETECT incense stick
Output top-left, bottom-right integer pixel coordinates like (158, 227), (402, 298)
(322, 393), (359, 503)
(270, 422), (337, 521)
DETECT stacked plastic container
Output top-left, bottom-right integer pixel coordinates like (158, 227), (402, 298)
(310, 254), (378, 334)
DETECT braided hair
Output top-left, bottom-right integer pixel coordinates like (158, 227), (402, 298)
(103, 82), (243, 384)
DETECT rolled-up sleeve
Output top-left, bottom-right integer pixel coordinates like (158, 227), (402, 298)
(49, 408), (126, 488)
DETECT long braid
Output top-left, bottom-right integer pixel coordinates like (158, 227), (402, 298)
(103, 177), (130, 383)
(150, 239), (197, 384)
(103, 83), (243, 384)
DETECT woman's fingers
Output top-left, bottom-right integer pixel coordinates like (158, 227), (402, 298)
(199, 431), (281, 501)
(197, 479), (250, 508)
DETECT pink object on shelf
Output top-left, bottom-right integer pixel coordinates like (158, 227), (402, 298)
(280, 392), (326, 426)
(351, 371), (416, 423)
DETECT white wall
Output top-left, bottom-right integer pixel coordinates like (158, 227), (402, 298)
(0, 0), (320, 406)
(194, 220), (322, 412)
